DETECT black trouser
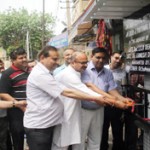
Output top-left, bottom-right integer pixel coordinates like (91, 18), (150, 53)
(124, 111), (138, 150)
(25, 126), (55, 150)
(7, 130), (12, 150)
(7, 108), (24, 150)
(0, 117), (8, 150)
(100, 106), (123, 150)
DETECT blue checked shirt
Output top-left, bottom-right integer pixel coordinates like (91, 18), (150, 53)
(81, 61), (117, 109)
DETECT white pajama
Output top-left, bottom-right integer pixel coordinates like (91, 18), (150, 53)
(52, 65), (102, 150)
(52, 143), (79, 150)
(76, 107), (104, 150)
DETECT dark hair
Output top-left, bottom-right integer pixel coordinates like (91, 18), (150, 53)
(38, 45), (58, 60)
(92, 47), (109, 57)
(111, 51), (126, 60)
(10, 48), (26, 60)
(111, 51), (121, 56)
(0, 59), (4, 64)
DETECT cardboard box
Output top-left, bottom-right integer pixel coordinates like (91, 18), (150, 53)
(77, 21), (93, 35)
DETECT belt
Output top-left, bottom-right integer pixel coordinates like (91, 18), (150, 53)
(82, 105), (100, 110)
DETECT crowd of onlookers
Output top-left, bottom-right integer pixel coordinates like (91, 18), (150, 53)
(0, 46), (138, 150)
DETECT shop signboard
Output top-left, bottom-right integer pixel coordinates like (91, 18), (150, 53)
(124, 15), (150, 127)
(123, 15), (150, 75)
(48, 32), (68, 49)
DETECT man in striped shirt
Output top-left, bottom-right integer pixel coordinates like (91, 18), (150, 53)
(0, 48), (31, 150)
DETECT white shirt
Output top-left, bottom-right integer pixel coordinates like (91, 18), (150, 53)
(105, 65), (126, 94)
(24, 62), (64, 129)
(53, 65), (101, 147)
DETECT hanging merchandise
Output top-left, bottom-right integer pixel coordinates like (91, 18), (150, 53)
(96, 19), (112, 55)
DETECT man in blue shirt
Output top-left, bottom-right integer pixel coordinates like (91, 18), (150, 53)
(79, 47), (130, 150)
(53, 48), (75, 75)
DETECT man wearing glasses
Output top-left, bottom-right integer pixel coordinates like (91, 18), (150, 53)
(52, 51), (127, 150)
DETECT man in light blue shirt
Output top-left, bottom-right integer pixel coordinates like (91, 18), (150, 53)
(79, 47), (129, 150)
(53, 48), (75, 75)
(81, 59), (117, 110)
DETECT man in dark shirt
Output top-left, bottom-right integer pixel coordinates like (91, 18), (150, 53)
(0, 48), (31, 150)
(0, 59), (8, 150)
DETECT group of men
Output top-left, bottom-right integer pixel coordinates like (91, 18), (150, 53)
(0, 46), (134, 150)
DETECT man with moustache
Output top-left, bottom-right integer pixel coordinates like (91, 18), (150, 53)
(77, 47), (131, 150)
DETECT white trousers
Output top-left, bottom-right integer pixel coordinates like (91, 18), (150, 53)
(76, 107), (104, 150)
(52, 143), (79, 150)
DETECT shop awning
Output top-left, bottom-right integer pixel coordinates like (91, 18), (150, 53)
(69, 0), (150, 43)
(84, 0), (150, 20)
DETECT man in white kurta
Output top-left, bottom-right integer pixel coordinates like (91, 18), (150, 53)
(52, 52), (103, 150)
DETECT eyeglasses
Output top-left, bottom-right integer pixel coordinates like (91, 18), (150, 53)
(75, 61), (88, 65)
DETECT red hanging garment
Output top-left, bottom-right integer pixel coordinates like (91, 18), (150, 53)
(96, 19), (112, 55)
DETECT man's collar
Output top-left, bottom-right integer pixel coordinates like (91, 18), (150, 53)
(109, 63), (122, 71)
(68, 65), (81, 77)
(89, 61), (105, 73)
(38, 62), (50, 74)
(11, 64), (21, 71)
(11, 64), (30, 72)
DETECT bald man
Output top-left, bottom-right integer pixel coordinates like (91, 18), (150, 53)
(52, 52), (127, 150)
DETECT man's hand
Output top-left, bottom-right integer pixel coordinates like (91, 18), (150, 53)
(15, 100), (27, 112)
(123, 98), (135, 107)
(114, 97), (134, 108)
(95, 96), (113, 106)
(119, 97), (133, 104)
(114, 100), (128, 109)
(95, 96), (133, 109)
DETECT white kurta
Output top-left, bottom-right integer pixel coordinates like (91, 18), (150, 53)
(53, 65), (100, 147)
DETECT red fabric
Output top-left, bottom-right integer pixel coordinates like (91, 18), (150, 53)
(96, 19), (112, 55)
(13, 80), (27, 87)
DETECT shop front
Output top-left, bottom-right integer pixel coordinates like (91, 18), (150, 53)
(69, 1), (150, 149)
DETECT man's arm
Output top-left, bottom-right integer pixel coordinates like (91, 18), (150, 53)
(85, 83), (129, 109)
(0, 93), (27, 112)
(0, 100), (27, 109)
(108, 89), (131, 103)
(85, 83), (116, 99)
(61, 88), (111, 106)
(109, 89), (125, 101)
(62, 88), (127, 109)
(0, 93), (16, 101)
